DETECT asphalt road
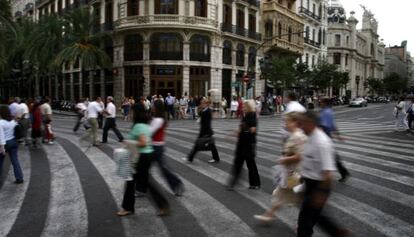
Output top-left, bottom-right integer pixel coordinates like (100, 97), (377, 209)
(0, 103), (413, 237)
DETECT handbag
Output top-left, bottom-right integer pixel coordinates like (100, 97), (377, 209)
(286, 171), (301, 189)
(113, 148), (133, 181)
(196, 136), (214, 151)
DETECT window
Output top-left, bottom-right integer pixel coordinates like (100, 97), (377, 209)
(195, 0), (207, 17)
(322, 29), (326, 45)
(312, 29), (315, 41)
(223, 4), (232, 25)
(265, 20), (273, 38)
(105, 1), (113, 23)
(345, 54), (348, 66)
(335, 34), (341, 46)
(222, 40), (232, 65)
(278, 22), (282, 38)
(237, 9), (244, 28)
(65, 0), (69, 10)
(346, 36), (349, 46)
(305, 26), (310, 39)
(288, 27), (292, 42)
(312, 55), (315, 67)
(333, 53), (341, 65)
(236, 44), (245, 67)
(318, 29), (321, 43)
(287, 2), (292, 10)
(249, 14), (256, 33)
(312, 3), (315, 14)
(305, 53), (309, 66)
(128, 0), (138, 16)
(190, 35), (210, 62)
(155, 0), (178, 14)
(150, 33), (183, 60)
(278, 0), (282, 4)
(124, 34), (143, 61)
(248, 47), (256, 67)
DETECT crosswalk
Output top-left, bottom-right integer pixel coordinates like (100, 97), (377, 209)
(0, 116), (413, 237)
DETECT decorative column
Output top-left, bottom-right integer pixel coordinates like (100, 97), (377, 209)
(113, 67), (125, 107)
(244, 6), (248, 30)
(183, 66), (190, 96)
(231, 69), (236, 96)
(139, 0), (145, 15)
(232, 1), (237, 26)
(211, 68), (222, 99)
(143, 41), (150, 60)
(143, 66), (150, 96)
(183, 41), (190, 62)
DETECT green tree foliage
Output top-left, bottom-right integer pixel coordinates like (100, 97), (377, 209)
(383, 73), (408, 94)
(365, 77), (384, 95)
(260, 56), (296, 88)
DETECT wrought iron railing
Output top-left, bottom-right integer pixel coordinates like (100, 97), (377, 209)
(150, 52), (183, 60)
(299, 6), (321, 22)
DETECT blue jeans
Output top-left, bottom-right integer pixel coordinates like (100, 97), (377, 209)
(0, 139), (23, 181)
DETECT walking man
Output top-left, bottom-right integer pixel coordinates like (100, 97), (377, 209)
(73, 98), (87, 133)
(319, 98), (350, 182)
(184, 98), (220, 163)
(102, 96), (124, 143)
(40, 97), (53, 144)
(297, 111), (348, 237)
(80, 97), (103, 146)
(165, 93), (175, 120)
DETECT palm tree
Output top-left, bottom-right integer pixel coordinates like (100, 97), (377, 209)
(55, 6), (111, 100)
(0, 0), (15, 72)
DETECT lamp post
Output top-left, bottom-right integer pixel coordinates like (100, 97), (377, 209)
(356, 76), (360, 97)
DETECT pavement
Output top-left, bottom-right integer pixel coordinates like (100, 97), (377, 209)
(1, 103), (414, 237)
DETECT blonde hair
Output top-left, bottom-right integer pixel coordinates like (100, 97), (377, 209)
(285, 112), (304, 123)
(244, 99), (256, 113)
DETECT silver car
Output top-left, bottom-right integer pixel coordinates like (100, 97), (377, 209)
(349, 97), (368, 107)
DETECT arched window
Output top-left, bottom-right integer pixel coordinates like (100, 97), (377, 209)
(236, 44), (245, 67)
(288, 27), (292, 42)
(264, 20), (273, 38)
(195, 0), (207, 17)
(127, 0), (139, 16)
(248, 47), (256, 68)
(223, 40), (232, 65)
(155, 0), (178, 14)
(278, 22), (282, 38)
(190, 35), (211, 62)
(124, 34), (143, 61)
(150, 33), (183, 60)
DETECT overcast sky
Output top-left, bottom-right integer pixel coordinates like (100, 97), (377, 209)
(340, 0), (414, 54)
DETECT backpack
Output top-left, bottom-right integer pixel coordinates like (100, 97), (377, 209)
(14, 123), (25, 140)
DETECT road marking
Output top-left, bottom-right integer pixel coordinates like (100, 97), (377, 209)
(41, 143), (87, 237)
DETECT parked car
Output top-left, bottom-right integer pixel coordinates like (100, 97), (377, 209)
(349, 97), (368, 107)
(377, 96), (390, 103)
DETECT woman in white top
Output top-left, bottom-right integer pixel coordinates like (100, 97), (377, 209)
(0, 105), (24, 184)
(394, 96), (409, 131)
(230, 96), (239, 118)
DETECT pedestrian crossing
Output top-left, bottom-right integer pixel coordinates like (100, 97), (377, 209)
(0, 117), (413, 237)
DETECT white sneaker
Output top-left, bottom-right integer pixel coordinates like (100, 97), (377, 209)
(48, 141), (54, 145)
(181, 157), (191, 163)
(207, 159), (219, 163)
(253, 214), (275, 222)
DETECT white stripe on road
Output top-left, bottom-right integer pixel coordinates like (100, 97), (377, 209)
(41, 143), (87, 237)
(0, 147), (31, 237)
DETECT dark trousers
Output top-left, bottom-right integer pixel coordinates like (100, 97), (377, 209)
(150, 146), (183, 193)
(73, 113), (83, 132)
(102, 118), (124, 143)
(297, 178), (340, 237)
(98, 114), (103, 129)
(167, 105), (175, 120)
(408, 114), (413, 129)
(122, 153), (169, 212)
(335, 153), (349, 179)
(229, 144), (260, 187)
(187, 137), (220, 162)
(0, 139), (23, 181)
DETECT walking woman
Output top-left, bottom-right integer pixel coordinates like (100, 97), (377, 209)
(254, 112), (306, 222)
(228, 100), (261, 189)
(117, 103), (169, 217)
(31, 101), (43, 148)
(122, 98), (131, 121)
(0, 105), (24, 184)
(150, 100), (184, 195)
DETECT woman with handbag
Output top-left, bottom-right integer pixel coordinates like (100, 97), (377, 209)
(228, 100), (261, 190)
(117, 103), (169, 217)
(254, 112), (307, 222)
(394, 96), (409, 132)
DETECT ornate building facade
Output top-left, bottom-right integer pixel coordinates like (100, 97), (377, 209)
(33, 0), (263, 103)
(327, 0), (385, 98)
(11, 0), (35, 19)
(296, 0), (328, 68)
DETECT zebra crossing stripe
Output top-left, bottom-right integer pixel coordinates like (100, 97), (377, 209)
(41, 143), (87, 237)
(0, 147), (31, 237)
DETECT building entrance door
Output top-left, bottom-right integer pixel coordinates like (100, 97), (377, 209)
(150, 66), (182, 97)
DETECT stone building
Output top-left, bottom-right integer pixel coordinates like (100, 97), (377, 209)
(384, 42), (413, 86)
(327, 0), (385, 98)
(296, 0), (328, 68)
(34, 0), (263, 103)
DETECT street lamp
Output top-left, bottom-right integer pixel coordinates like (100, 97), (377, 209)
(356, 76), (360, 97)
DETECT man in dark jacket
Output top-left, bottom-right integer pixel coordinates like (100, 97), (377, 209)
(184, 98), (220, 163)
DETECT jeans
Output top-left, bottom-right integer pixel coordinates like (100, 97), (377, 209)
(297, 178), (340, 237)
(0, 139), (23, 181)
(102, 118), (124, 143)
(123, 153), (169, 212)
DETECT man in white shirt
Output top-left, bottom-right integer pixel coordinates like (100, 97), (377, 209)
(80, 97), (103, 146)
(73, 98), (87, 132)
(102, 96), (124, 143)
(8, 97), (20, 119)
(40, 98), (53, 143)
(18, 100), (31, 145)
(297, 111), (347, 237)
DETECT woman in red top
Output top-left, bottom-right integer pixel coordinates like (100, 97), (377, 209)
(136, 99), (184, 196)
(31, 102), (42, 148)
(237, 96), (244, 119)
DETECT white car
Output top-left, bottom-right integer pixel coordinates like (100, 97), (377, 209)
(349, 97), (368, 107)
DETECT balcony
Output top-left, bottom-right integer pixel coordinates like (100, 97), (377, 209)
(304, 38), (320, 48)
(299, 7), (321, 22)
(263, 1), (303, 24)
(264, 37), (304, 55)
(246, 0), (260, 8)
(221, 23), (261, 41)
(116, 15), (218, 31)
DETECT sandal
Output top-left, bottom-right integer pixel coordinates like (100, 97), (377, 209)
(116, 210), (134, 216)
